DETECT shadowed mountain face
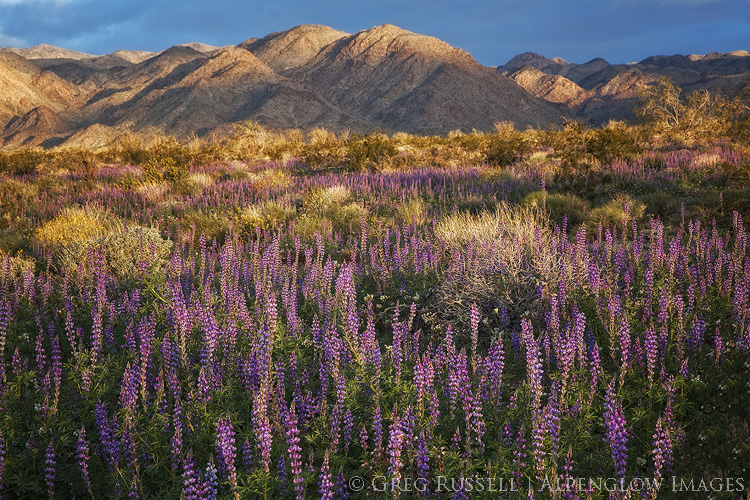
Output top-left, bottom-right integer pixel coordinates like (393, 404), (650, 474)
(0, 26), (747, 148)
(499, 51), (750, 124)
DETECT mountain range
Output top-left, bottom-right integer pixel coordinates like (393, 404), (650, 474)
(1, 24), (748, 149)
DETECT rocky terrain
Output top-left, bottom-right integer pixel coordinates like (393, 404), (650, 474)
(0, 25), (747, 148)
(499, 50), (750, 124)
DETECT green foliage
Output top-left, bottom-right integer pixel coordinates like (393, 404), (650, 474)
(636, 77), (750, 146)
(586, 194), (646, 230)
(486, 121), (531, 166)
(586, 121), (643, 164)
(523, 191), (590, 228)
(142, 156), (188, 184)
(0, 148), (46, 175)
(346, 133), (397, 171)
(639, 191), (680, 218)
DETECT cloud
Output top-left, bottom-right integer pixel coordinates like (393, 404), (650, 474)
(0, 29), (24, 47)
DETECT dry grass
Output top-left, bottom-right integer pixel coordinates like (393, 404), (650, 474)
(431, 203), (569, 337)
(34, 205), (171, 284)
(586, 194), (646, 231)
(136, 182), (170, 202)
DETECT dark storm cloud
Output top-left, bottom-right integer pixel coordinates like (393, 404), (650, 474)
(0, 0), (747, 64)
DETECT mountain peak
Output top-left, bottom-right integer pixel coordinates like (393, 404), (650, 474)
(2, 44), (95, 60)
(500, 52), (571, 74)
(329, 24), (476, 67)
(242, 24), (348, 72)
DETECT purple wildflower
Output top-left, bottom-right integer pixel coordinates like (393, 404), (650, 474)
(45, 440), (55, 499)
(603, 382), (628, 480)
(318, 452), (334, 500)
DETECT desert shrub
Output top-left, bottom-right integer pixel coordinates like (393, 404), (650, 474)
(639, 191), (680, 218)
(111, 130), (149, 165)
(301, 185), (366, 236)
(34, 206), (171, 284)
(0, 179), (38, 230)
(136, 181), (170, 202)
(235, 200), (296, 238)
(34, 206), (116, 249)
(346, 133), (397, 171)
(539, 120), (595, 170)
(142, 156), (188, 183)
(301, 129), (349, 170)
(396, 197), (428, 226)
(170, 172), (214, 196)
(48, 148), (102, 179)
(220, 121), (296, 162)
(586, 194), (646, 230)
(523, 191), (590, 229)
(486, 121), (531, 166)
(179, 209), (231, 245)
(247, 169), (293, 192)
(430, 203), (568, 337)
(0, 250), (35, 285)
(587, 121), (642, 164)
(0, 148), (46, 175)
(0, 229), (29, 256)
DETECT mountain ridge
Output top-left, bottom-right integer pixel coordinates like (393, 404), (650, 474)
(0, 26), (747, 149)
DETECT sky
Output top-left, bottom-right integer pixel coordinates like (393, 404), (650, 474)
(0, 0), (748, 66)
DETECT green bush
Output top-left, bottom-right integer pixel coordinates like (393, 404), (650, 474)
(523, 191), (590, 228)
(586, 194), (646, 230)
(142, 156), (188, 183)
(639, 191), (680, 218)
(346, 133), (397, 171)
(486, 122), (530, 166)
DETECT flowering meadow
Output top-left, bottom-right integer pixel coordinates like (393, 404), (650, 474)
(0, 140), (749, 499)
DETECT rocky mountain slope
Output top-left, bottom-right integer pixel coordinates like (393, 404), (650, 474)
(0, 25), (747, 148)
(499, 51), (749, 124)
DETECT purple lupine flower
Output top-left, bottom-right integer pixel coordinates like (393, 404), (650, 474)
(171, 400), (183, 473)
(485, 336), (505, 409)
(343, 408), (354, 452)
(95, 400), (121, 473)
(12, 347), (26, 378)
(215, 414), (238, 495)
(512, 423), (527, 482)
(603, 382), (628, 480)
(560, 447), (577, 500)
(359, 424), (369, 454)
(318, 452), (334, 500)
(652, 415), (671, 485)
(277, 455), (288, 496)
(0, 433), (5, 497)
(253, 382), (272, 473)
(50, 335), (62, 414)
(521, 318), (543, 410)
(76, 426), (91, 491)
(470, 302), (480, 363)
(204, 457), (218, 500)
(336, 466), (350, 500)
(713, 329), (724, 364)
(45, 440), (56, 499)
(373, 403), (383, 459)
(285, 405), (304, 500)
(387, 408), (404, 481)
(182, 451), (203, 500)
(586, 333), (601, 398)
(645, 326), (658, 387)
(242, 438), (253, 472)
(416, 433), (430, 494)
(119, 362), (140, 415)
